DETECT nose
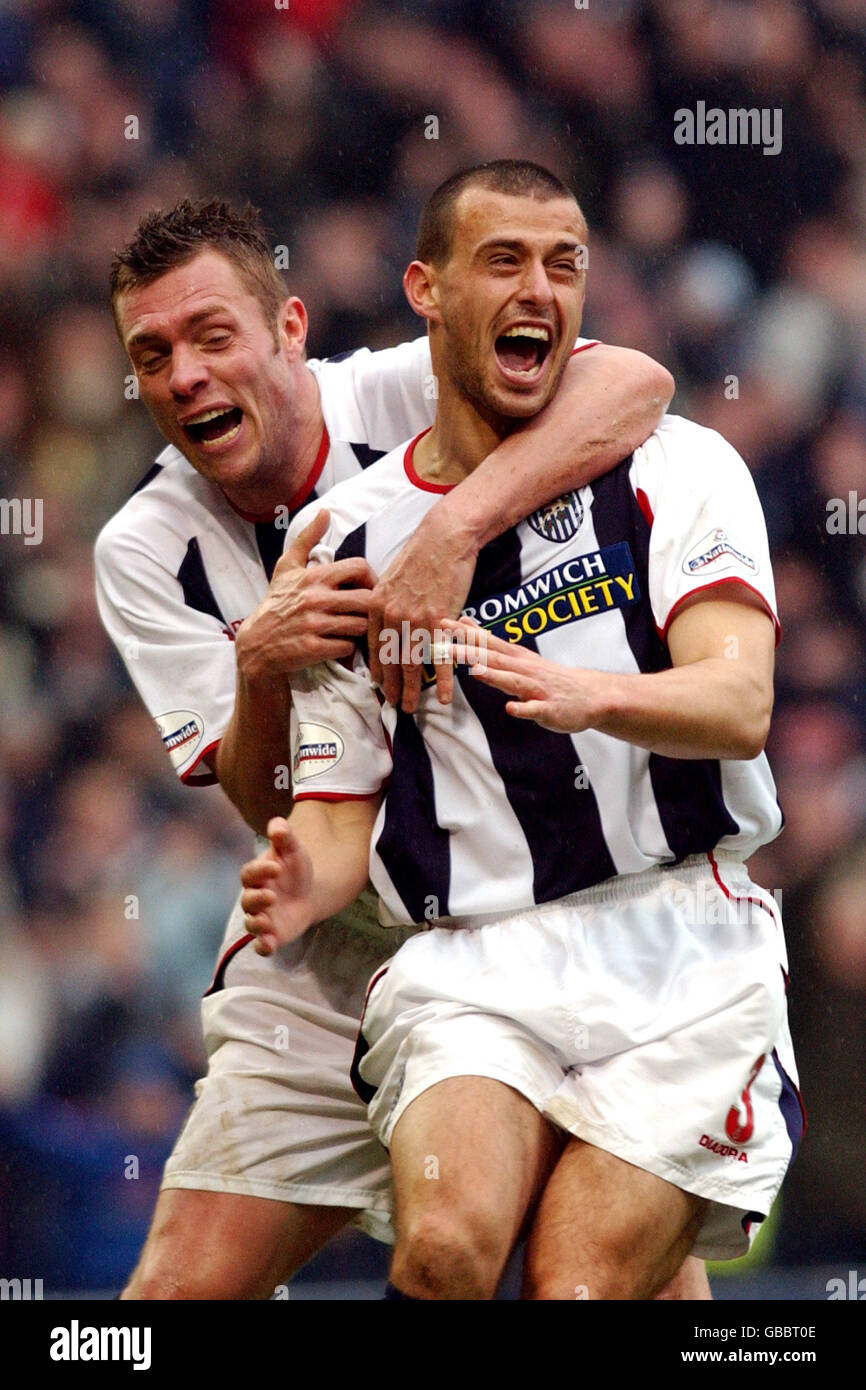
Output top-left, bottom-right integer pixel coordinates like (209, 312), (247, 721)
(517, 257), (555, 308)
(169, 343), (208, 398)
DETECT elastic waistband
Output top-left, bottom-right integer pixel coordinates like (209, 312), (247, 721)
(433, 851), (749, 932)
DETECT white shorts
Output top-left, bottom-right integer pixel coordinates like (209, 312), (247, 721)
(355, 853), (803, 1261)
(162, 888), (414, 1243)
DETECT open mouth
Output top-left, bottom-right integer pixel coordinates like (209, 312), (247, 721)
(494, 325), (552, 378)
(183, 407), (243, 447)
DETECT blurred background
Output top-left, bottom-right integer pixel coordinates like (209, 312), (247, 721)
(0, 0), (864, 1299)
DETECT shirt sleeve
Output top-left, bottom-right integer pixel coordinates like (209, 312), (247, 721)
(341, 337), (436, 448)
(94, 522), (237, 784)
(290, 653), (392, 801)
(630, 415), (780, 643)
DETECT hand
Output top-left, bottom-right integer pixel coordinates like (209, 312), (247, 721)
(237, 510), (378, 680)
(240, 818), (316, 955)
(441, 617), (606, 734)
(367, 510), (478, 713)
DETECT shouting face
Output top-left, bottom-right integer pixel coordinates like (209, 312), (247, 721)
(115, 250), (307, 503)
(426, 186), (587, 423)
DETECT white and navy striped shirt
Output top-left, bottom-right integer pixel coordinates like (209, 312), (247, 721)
(289, 415), (784, 925)
(94, 338), (436, 782)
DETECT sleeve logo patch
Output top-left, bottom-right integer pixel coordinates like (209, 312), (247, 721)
(682, 528), (758, 577)
(293, 722), (345, 782)
(155, 710), (204, 769)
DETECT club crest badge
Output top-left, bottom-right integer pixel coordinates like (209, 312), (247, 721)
(528, 490), (584, 544)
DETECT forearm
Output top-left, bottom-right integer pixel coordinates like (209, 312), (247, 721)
(287, 797), (377, 924)
(590, 660), (772, 760)
(216, 664), (294, 834)
(436, 346), (674, 550)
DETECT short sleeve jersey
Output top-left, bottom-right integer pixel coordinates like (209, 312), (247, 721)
(288, 414), (784, 925)
(94, 338), (435, 783)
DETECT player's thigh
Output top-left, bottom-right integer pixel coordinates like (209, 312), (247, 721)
(523, 1136), (706, 1301)
(390, 1075), (564, 1249)
(122, 1187), (356, 1300)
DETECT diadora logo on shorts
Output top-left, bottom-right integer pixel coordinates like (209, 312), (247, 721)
(683, 528), (758, 577)
(527, 490), (584, 544)
(293, 722), (345, 782)
(463, 542), (639, 644)
(155, 709), (204, 769)
(699, 1133), (749, 1163)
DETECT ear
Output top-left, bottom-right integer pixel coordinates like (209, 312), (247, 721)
(278, 296), (308, 359)
(403, 261), (442, 324)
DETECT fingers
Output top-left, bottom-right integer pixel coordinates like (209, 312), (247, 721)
(240, 886), (277, 915)
(240, 858), (280, 889)
(470, 665), (544, 701)
(252, 930), (278, 957)
(380, 653), (403, 708)
(327, 556), (378, 589)
(440, 616), (511, 659)
(283, 509), (330, 568)
(432, 654), (454, 706)
(240, 877), (278, 955)
(318, 586), (375, 614)
(266, 817), (293, 855)
(368, 610), (384, 687)
(505, 699), (545, 721)
(398, 663), (422, 714)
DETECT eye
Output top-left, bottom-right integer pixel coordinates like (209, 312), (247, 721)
(202, 331), (231, 348)
(136, 351), (166, 372)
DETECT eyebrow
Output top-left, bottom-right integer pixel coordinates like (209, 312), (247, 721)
(474, 238), (584, 258)
(126, 304), (234, 351)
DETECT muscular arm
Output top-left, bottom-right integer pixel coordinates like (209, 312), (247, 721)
(447, 594), (775, 761)
(239, 798), (379, 954)
(368, 345), (674, 709)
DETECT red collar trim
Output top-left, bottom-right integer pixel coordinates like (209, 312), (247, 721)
(221, 424), (330, 522)
(403, 428), (455, 494)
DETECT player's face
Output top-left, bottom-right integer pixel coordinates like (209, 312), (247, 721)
(432, 188), (587, 421)
(115, 250), (303, 494)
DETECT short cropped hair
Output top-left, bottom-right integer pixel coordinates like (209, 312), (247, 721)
(416, 160), (578, 267)
(110, 198), (287, 332)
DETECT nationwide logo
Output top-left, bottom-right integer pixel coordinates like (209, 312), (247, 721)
(293, 722), (345, 782)
(527, 490), (584, 544)
(155, 709), (204, 769)
(463, 542), (640, 644)
(683, 528), (758, 577)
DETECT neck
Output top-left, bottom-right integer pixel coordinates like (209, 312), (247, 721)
(221, 364), (323, 515)
(413, 372), (511, 486)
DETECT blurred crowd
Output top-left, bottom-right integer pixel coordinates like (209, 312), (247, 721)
(0, 0), (864, 1289)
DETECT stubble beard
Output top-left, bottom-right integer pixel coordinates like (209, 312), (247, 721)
(441, 329), (569, 430)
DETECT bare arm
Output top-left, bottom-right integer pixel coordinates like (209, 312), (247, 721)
(239, 798), (379, 954)
(215, 511), (377, 833)
(368, 345), (674, 710)
(445, 594), (775, 761)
